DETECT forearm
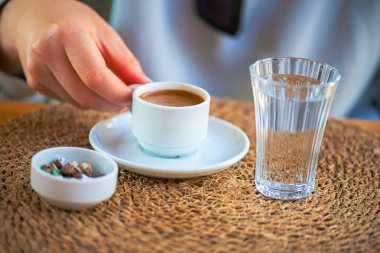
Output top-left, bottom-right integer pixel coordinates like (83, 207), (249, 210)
(0, 0), (24, 75)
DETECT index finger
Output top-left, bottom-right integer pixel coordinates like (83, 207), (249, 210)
(64, 30), (132, 105)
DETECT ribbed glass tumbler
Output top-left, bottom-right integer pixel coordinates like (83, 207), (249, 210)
(250, 57), (341, 200)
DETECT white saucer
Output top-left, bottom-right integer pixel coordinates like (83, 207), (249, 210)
(89, 112), (250, 178)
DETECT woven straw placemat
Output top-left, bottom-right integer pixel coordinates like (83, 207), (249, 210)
(0, 99), (379, 253)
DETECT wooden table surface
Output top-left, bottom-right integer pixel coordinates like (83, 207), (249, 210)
(1, 101), (380, 135)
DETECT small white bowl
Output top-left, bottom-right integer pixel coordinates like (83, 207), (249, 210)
(31, 147), (118, 210)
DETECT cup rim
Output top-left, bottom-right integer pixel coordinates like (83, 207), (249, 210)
(133, 82), (211, 110)
(249, 57), (341, 88)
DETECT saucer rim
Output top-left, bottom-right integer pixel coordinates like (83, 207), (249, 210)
(89, 113), (250, 178)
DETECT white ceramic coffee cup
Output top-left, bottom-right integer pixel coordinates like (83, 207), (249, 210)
(132, 82), (211, 158)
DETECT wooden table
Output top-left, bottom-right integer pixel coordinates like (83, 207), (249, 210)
(0, 101), (48, 124)
(1, 101), (380, 135)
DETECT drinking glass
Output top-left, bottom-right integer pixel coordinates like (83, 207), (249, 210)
(250, 57), (341, 200)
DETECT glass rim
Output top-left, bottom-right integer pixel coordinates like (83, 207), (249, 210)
(249, 57), (341, 88)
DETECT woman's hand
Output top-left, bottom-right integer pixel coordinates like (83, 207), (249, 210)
(0, 0), (150, 111)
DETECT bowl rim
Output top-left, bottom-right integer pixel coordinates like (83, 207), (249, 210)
(31, 146), (118, 184)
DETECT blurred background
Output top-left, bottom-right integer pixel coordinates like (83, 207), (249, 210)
(84, 0), (380, 120)
(1, 0), (379, 120)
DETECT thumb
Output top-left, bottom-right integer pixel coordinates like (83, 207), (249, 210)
(99, 29), (151, 85)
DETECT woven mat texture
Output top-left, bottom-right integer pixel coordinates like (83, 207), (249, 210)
(0, 99), (379, 253)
